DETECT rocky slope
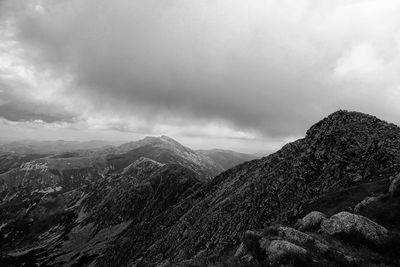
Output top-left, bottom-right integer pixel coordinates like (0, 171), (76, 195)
(232, 176), (400, 266)
(0, 136), (240, 266)
(0, 157), (204, 266)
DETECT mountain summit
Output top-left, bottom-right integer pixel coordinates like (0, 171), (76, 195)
(118, 135), (188, 153)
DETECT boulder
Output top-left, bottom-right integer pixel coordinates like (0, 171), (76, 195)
(297, 211), (327, 230)
(321, 211), (389, 247)
(263, 240), (308, 263)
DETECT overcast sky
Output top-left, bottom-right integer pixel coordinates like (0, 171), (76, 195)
(1, 0), (400, 153)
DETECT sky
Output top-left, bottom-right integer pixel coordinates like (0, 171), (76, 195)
(0, 0), (400, 153)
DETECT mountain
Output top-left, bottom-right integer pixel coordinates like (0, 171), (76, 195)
(0, 135), (229, 266)
(1, 110), (400, 266)
(94, 110), (400, 266)
(108, 135), (224, 179)
(0, 136), (254, 179)
(196, 149), (258, 170)
(0, 157), (204, 266)
(0, 140), (121, 155)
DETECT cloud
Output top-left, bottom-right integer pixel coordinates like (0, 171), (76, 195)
(1, 0), (400, 150)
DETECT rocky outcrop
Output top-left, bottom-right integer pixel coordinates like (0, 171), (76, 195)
(234, 210), (399, 266)
(321, 211), (389, 247)
(235, 224), (344, 266)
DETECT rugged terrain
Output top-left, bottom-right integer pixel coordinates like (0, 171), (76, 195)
(0, 136), (255, 266)
(1, 110), (400, 266)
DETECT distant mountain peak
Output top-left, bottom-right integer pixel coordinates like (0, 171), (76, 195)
(118, 135), (188, 154)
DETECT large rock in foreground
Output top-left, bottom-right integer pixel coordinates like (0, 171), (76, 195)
(321, 211), (389, 246)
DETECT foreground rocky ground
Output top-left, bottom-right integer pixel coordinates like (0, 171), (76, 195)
(232, 176), (400, 266)
(1, 110), (400, 266)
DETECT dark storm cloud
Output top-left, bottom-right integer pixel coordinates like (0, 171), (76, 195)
(0, 101), (74, 123)
(0, 79), (75, 123)
(2, 0), (400, 139)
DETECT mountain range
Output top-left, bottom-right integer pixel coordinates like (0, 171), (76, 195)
(0, 110), (400, 266)
(0, 140), (122, 155)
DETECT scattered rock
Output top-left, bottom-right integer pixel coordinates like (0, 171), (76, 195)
(321, 211), (389, 247)
(297, 211), (327, 230)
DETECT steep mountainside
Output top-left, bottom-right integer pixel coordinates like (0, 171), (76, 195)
(196, 149), (258, 170)
(0, 158), (203, 266)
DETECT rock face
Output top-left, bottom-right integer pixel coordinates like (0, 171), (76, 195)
(321, 211), (389, 246)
